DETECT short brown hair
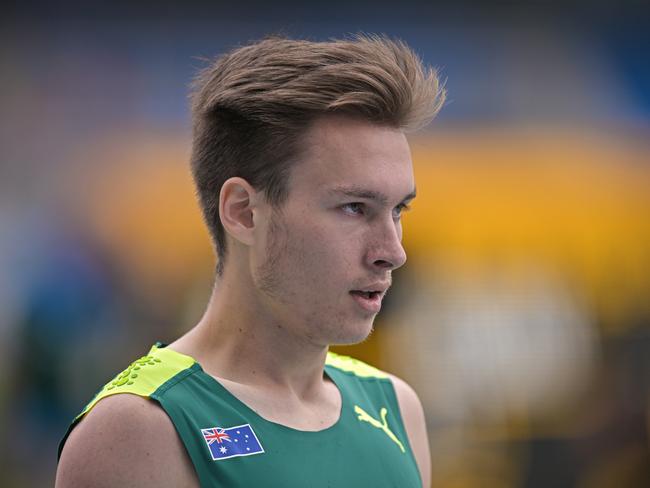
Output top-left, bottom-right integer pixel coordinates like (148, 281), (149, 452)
(190, 34), (445, 275)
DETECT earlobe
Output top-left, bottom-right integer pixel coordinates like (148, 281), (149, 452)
(219, 177), (258, 246)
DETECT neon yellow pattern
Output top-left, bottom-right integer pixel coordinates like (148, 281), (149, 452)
(354, 404), (406, 453)
(325, 352), (388, 379)
(76, 344), (195, 421)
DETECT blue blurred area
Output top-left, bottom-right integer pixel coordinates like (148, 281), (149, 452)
(1, 211), (122, 486)
(1, 2), (649, 486)
(3, 1), (650, 128)
(601, 17), (650, 119)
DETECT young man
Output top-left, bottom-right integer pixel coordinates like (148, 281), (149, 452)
(56, 35), (445, 487)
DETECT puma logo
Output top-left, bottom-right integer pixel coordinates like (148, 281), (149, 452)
(354, 405), (405, 453)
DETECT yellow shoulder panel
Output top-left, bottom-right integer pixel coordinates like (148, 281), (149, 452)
(76, 344), (195, 421)
(325, 351), (388, 379)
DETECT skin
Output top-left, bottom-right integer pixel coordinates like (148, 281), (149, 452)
(56, 115), (431, 488)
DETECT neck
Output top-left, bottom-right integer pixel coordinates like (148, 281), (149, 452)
(171, 263), (330, 398)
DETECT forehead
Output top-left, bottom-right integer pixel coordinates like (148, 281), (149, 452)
(288, 116), (414, 199)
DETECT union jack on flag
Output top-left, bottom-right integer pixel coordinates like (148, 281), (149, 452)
(201, 423), (264, 461)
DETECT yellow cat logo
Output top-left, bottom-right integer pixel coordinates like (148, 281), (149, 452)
(354, 405), (405, 453)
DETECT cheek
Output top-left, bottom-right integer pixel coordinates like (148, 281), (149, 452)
(288, 223), (354, 285)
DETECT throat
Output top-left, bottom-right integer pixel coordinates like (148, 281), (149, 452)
(215, 373), (343, 432)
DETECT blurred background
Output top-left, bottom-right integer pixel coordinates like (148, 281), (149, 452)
(1, 1), (649, 486)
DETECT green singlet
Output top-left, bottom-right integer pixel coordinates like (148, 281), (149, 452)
(59, 343), (422, 487)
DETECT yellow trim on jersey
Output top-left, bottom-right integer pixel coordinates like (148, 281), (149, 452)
(325, 351), (388, 379)
(76, 344), (195, 421)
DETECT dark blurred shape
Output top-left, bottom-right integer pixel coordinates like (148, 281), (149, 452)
(3, 215), (119, 487)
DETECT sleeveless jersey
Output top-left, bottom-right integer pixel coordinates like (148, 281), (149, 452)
(59, 343), (422, 487)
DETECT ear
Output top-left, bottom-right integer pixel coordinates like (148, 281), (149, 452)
(219, 177), (260, 247)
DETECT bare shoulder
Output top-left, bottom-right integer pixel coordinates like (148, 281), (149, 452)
(386, 373), (431, 488)
(56, 393), (199, 488)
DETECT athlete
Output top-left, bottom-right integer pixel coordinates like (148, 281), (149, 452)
(56, 35), (445, 487)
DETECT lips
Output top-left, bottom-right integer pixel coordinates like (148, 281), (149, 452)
(350, 290), (384, 313)
(350, 290), (381, 299)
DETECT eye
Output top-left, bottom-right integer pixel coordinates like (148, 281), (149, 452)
(341, 202), (365, 216)
(392, 202), (411, 220)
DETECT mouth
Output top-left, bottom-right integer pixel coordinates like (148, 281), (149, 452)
(349, 290), (384, 313)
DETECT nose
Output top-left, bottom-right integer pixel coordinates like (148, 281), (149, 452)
(366, 218), (407, 271)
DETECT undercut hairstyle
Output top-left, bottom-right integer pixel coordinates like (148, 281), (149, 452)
(190, 34), (445, 275)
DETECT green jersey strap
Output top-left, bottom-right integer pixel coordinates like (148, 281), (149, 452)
(71, 346), (383, 425)
(325, 351), (389, 379)
(74, 344), (195, 422)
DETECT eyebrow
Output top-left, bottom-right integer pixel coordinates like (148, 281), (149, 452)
(328, 185), (416, 206)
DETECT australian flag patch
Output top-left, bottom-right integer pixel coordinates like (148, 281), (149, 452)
(201, 423), (265, 461)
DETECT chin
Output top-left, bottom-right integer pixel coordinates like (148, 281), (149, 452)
(330, 318), (375, 346)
